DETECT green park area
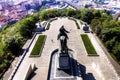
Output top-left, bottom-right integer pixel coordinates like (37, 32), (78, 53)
(30, 35), (46, 56)
(81, 34), (97, 55)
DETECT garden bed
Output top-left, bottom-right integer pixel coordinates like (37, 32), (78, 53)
(46, 18), (58, 30)
(46, 22), (50, 30)
(81, 34), (98, 56)
(30, 35), (46, 57)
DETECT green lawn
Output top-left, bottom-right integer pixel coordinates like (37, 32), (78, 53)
(46, 22), (50, 30)
(30, 35), (46, 56)
(75, 20), (80, 29)
(81, 34), (97, 55)
(74, 20), (80, 29)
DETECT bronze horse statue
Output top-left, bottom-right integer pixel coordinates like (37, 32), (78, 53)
(57, 26), (69, 53)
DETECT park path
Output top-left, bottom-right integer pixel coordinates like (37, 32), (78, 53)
(6, 17), (119, 80)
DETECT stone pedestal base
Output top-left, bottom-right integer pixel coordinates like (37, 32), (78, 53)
(57, 53), (70, 70)
(48, 49), (82, 80)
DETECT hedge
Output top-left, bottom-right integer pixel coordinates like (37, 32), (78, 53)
(68, 17), (80, 29)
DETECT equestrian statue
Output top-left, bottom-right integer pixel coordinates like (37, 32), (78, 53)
(57, 25), (69, 54)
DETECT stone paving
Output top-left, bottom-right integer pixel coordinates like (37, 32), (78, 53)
(10, 17), (119, 80)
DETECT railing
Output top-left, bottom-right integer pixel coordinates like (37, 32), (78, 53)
(8, 32), (39, 80)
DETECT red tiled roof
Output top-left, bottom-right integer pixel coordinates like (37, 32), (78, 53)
(0, 17), (5, 21)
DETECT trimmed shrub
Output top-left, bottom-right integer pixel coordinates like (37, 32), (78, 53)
(68, 17), (80, 29)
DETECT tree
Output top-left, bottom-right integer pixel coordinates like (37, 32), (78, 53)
(74, 10), (81, 19)
(116, 20), (120, 27)
(103, 10), (111, 15)
(95, 25), (102, 36)
(101, 13), (112, 22)
(58, 9), (67, 17)
(66, 9), (76, 17)
(19, 15), (37, 38)
(105, 37), (116, 52)
(113, 43), (120, 62)
(90, 18), (102, 34)
(39, 10), (49, 20)
(102, 20), (117, 28)
(47, 9), (58, 18)
(5, 38), (21, 55)
(93, 10), (101, 18)
(81, 10), (94, 24)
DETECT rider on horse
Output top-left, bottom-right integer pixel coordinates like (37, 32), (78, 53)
(57, 25), (69, 53)
(57, 25), (69, 39)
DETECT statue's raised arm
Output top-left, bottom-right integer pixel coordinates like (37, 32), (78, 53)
(59, 25), (69, 34)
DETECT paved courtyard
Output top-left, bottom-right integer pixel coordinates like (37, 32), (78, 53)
(9, 17), (119, 80)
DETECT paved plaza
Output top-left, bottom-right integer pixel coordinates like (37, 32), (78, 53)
(6, 17), (119, 80)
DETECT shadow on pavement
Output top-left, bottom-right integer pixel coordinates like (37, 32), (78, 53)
(27, 67), (38, 80)
(47, 49), (96, 80)
(79, 64), (96, 80)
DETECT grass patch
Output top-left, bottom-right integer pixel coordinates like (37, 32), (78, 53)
(75, 20), (80, 29)
(46, 22), (50, 30)
(80, 20), (84, 25)
(46, 18), (57, 30)
(81, 34), (97, 55)
(30, 35), (46, 56)
(68, 17), (80, 29)
(49, 17), (57, 22)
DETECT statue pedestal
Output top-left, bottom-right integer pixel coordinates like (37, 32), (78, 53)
(57, 53), (70, 70)
(49, 49), (82, 80)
